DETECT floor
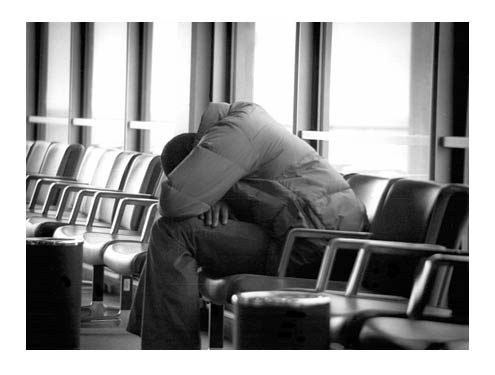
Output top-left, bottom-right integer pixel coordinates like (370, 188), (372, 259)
(79, 286), (233, 350)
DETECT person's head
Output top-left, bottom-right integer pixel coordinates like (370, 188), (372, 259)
(160, 132), (196, 175)
(161, 102), (231, 175)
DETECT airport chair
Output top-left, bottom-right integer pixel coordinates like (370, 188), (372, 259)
(26, 145), (108, 215)
(26, 140), (52, 174)
(26, 142), (85, 203)
(336, 252), (468, 349)
(53, 154), (162, 325)
(199, 178), (469, 348)
(91, 195), (159, 321)
(75, 193), (159, 326)
(26, 150), (137, 236)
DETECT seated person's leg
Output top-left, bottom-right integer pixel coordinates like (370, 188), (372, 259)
(128, 216), (272, 349)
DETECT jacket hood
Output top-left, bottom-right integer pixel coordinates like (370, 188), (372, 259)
(195, 102), (231, 144)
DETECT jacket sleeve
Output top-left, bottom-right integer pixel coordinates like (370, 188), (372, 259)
(159, 124), (256, 219)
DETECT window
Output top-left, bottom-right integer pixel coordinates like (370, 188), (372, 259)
(89, 22), (127, 148)
(252, 22), (296, 132)
(44, 22), (71, 142)
(147, 22), (192, 154)
(327, 23), (435, 179)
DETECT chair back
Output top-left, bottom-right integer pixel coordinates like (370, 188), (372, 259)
(56, 143), (85, 178)
(79, 149), (129, 216)
(78, 150), (138, 216)
(330, 174), (400, 281)
(345, 174), (401, 227)
(74, 146), (108, 183)
(37, 142), (84, 177)
(361, 179), (468, 297)
(26, 140), (34, 158)
(101, 151), (138, 190)
(428, 184), (469, 249)
(372, 179), (443, 242)
(96, 154), (161, 230)
(26, 140), (51, 174)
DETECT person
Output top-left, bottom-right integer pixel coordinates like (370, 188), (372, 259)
(127, 102), (368, 349)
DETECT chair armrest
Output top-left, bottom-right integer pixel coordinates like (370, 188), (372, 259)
(26, 173), (76, 186)
(85, 191), (154, 229)
(26, 174), (77, 205)
(407, 253), (468, 319)
(109, 198), (158, 240)
(314, 238), (449, 293)
(64, 187), (123, 223)
(338, 253), (468, 348)
(28, 179), (88, 212)
(58, 186), (123, 221)
(338, 309), (408, 348)
(40, 181), (90, 215)
(277, 228), (372, 277)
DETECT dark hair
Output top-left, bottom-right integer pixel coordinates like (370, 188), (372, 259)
(160, 133), (196, 175)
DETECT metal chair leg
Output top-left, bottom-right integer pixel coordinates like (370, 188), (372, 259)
(120, 275), (133, 310)
(209, 303), (224, 349)
(80, 265), (120, 327)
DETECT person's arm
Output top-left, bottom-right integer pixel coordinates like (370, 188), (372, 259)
(159, 124), (256, 219)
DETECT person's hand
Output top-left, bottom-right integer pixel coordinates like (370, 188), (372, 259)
(198, 200), (230, 227)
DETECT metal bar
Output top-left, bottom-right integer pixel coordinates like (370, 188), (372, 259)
(440, 136), (469, 149)
(120, 276), (133, 310)
(28, 116), (69, 125)
(72, 118), (124, 127)
(208, 303), (224, 349)
(277, 228), (371, 277)
(407, 253), (468, 318)
(128, 120), (179, 130)
(345, 248), (372, 296)
(300, 130), (430, 146)
(92, 265), (105, 302)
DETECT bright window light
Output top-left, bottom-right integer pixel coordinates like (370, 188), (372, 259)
(148, 22), (192, 154)
(253, 22), (296, 132)
(328, 22), (434, 179)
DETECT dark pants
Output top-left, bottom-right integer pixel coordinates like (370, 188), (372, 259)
(127, 216), (275, 349)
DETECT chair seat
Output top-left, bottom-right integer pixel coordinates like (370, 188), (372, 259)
(26, 214), (111, 237)
(53, 225), (141, 265)
(26, 213), (75, 236)
(54, 224), (137, 238)
(82, 232), (141, 265)
(358, 317), (468, 349)
(199, 273), (348, 305)
(103, 241), (148, 275)
(199, 272), (452, 344)
(324, 293), (452, 342)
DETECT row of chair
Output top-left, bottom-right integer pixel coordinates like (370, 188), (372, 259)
(26, 141), (162, 325)
(199, 174), (469, 349)
(26, 141), (85, 204)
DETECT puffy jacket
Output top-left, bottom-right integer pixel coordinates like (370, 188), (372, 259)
(159, 102), (368, 269)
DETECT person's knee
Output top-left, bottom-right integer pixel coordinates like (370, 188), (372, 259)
(150, 216), (200, 247)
